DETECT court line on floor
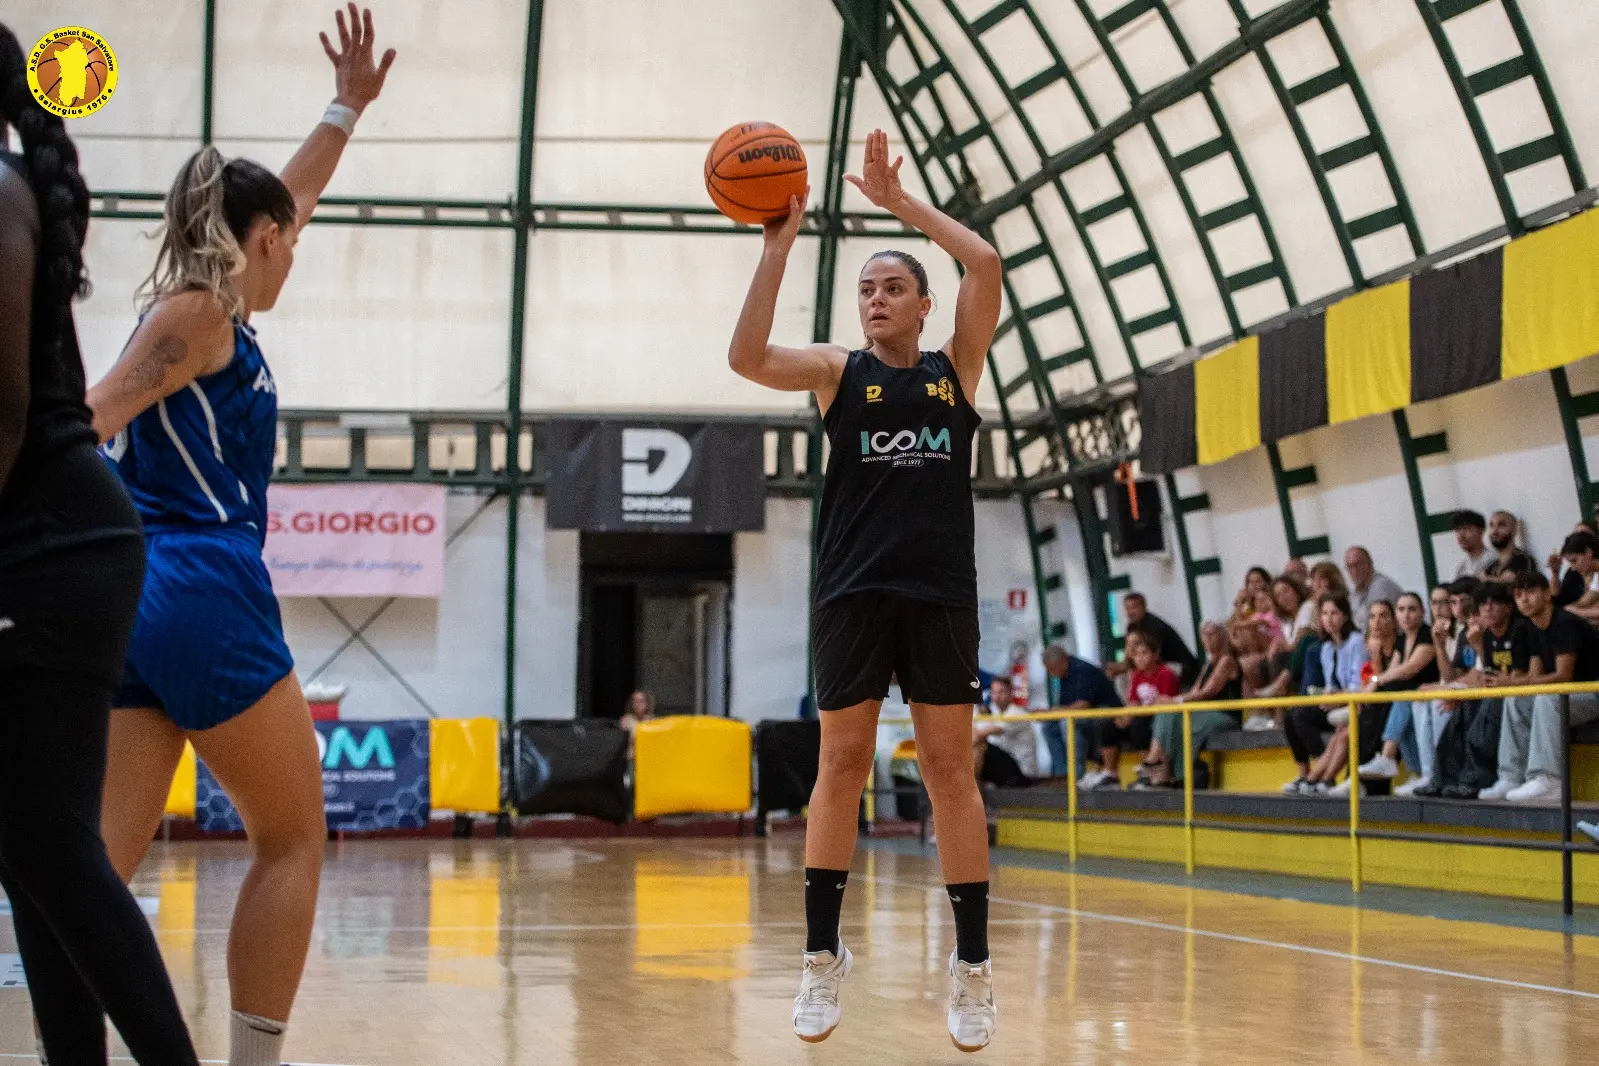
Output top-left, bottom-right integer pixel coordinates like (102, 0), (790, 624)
(867, 875), (1599, 1001)
(146, 916), (1054, 937)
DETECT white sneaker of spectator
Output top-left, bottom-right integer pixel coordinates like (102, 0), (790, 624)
(1505, 776), (1561, 804)
(1077, 768), (1112, 791)
(1393, 776), (1429, 797)
(1478, 778), (1519, 801)
(1358, 754), (1400, 779)
(1242, 714), (1275, 732)
(1328, 779), (1365, 798)
(1281, 777), (1309, 794)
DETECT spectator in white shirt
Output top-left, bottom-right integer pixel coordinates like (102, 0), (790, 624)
(1452, 510), (1494, 579)
(973, 678), (1042, 788)
(1345, 546), (1403, 632)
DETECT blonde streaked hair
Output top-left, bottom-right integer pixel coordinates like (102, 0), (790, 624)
(137, 146), (295, 317)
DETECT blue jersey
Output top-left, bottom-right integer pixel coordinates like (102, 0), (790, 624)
(106, 321), (277, 539)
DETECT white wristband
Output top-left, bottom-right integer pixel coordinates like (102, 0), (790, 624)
(321, 102), (358, 137)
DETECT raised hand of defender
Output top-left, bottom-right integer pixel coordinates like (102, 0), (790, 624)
(845, 129), (906, 211)
(321, 4), (397, 114)
(763, 187), (810, 252)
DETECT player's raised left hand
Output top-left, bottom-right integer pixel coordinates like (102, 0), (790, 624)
(320, 4), (396, 114)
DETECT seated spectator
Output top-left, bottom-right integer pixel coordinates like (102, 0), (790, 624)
(1229, 567), (1276, 631)
(1282, 594), (1367, 794)
(1452, 509), (1493, 578)
(1548, 523), (1598, 607)
(1228, 616), (1282, 732)
(1327, 600), (1407, 797)
(1345, 546), (1403, 632)
(1273, 574), (1313, 647)
(1040, 645), (1122, 781)
(973, 677), (1043, 789)
(1283, 557), (1310, 587)
(1139, 621), (1243, 789)
(1392, 585), (1462, 796)
(1358, 592), (1441, 785)
(1309, 560), (1348, 604)
(1114, 592), (1200, 687)
(1422, 583), (1517, 798)
(1478, 572), (1599, 803)
(1556, 530), (1599, 624)
(1482, 510), (1538, 583)
(1079, 630), (1168, 790)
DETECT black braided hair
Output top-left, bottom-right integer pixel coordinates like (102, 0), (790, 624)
(0, 22), (91, 340)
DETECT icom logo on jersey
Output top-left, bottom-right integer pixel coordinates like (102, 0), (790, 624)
(621, 428), (693, 523)
(859, 425), (951, 463)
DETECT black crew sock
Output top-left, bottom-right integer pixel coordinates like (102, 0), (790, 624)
(947, 881), (990, 964)
(804, 868), (850, 954)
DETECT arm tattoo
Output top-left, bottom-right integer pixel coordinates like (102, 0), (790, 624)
(121, 334), (188, 398)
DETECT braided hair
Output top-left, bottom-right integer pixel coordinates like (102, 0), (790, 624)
(0, 23), (92, 344)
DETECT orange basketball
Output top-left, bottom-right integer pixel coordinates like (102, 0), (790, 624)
(704, 122), (808, 225)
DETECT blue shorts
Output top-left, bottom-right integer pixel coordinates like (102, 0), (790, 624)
(112, 526), (294, 731)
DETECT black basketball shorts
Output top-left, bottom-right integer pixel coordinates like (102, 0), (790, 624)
(812, 591), (980, 711)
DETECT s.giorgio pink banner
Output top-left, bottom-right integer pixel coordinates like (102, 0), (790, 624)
(265, 484), (446, 597)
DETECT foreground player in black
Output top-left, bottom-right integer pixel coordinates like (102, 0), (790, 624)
(0, 24), (199, 1065)
(729, 129), (1003, 1051)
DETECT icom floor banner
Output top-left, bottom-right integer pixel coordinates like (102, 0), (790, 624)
(265, 483), (446, 596)
(543, 421), (765, 533)
(195, 721), (431, 832)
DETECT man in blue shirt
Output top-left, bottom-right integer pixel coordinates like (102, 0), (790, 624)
(1039, 645), (1122, 780)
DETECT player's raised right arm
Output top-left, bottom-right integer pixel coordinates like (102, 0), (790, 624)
(728, 191), (847, 410)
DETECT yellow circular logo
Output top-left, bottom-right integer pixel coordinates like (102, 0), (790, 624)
(27, 27), (118, 118)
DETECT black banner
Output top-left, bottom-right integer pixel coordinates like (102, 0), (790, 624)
(543, 421), (765, 533)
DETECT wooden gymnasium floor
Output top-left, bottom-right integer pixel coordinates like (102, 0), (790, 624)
(4, 837), (1599, 1065)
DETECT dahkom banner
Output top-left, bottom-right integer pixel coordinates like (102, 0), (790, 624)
(195, 720), (431, 833)
(542, 421), (765, 533)
(265, 483), (446, 597)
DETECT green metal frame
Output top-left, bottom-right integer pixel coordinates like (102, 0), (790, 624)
(1551, 367), (1599, 525)
(804, 32), (864, 708)
(1415, 0), (1586, 238)
(1415, 0), (1595, 532)
(502, 0), (545, 802)
(1392, 410), (1453, 590)
(200, 0), (216, 146)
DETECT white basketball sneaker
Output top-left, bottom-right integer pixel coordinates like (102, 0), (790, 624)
(793, 942), (852, 1043)
(946, 951), (996, 1052)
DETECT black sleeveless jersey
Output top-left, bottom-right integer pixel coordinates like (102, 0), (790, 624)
(813, 348), (981, 609)
(0, 150), (97, 495)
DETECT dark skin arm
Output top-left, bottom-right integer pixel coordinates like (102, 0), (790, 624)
(0, 163), (39, 493)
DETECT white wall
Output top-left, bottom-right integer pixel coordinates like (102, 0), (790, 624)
(280, 493), (579, 721)
(729, 499), (812, 723)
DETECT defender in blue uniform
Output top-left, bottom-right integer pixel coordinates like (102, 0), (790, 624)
(83, 10), (396, 1065)
(106, 320), (289, 729)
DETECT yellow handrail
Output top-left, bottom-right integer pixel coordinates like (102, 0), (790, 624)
(886, 679), (1599, 900)
(879, 679), (1599, 725)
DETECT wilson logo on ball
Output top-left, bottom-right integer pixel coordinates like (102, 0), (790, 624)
(736, 143), (804, 166)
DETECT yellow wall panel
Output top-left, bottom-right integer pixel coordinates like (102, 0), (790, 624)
(1502, 208), (1599, 379)
(1195, 336), (1261, 466)
(429, 718), (501, 814)
(1326, 279), (1411, 424)
(164, 741), (196, 819)
(634, 717), (751, 820)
